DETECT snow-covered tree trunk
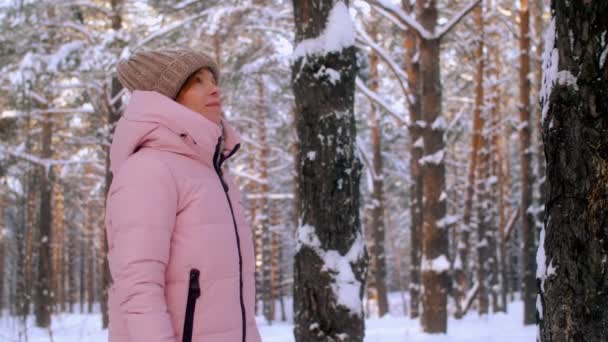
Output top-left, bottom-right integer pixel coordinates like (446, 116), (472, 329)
(487, 1), (508, 313)
(292, 1), (367, 341)
(532, 0), (546, 238)
(518, 0), (537, 325)
(472, 2), (490, 315)
(402, 0), (423, 320)
(417, 0), (449, 333)
(537, 1), (608, 340)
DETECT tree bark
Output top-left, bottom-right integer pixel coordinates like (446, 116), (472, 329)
(292, 1), (367, 340)
(538, 1), (608, 340)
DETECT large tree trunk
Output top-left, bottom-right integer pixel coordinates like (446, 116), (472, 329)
(292, 1), (367, 340)
(402, 0), (422, 320)
(417, 0), (449, 333)
(537, 1), (608, 340)
(518, 0), (537, 325)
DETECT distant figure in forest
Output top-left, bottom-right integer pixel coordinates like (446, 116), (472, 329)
(104, 47), (262, 342)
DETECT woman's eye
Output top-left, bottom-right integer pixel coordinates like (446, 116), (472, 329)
(196, 76), (203, 83)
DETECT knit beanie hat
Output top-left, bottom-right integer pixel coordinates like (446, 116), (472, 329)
(116, 48), (220, 100)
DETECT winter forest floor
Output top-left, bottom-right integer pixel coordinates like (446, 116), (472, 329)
(0, 292), (536, 341)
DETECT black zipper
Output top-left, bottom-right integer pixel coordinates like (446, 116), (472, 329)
(213, 137), (246, 342)
(182, 268), (200, 342)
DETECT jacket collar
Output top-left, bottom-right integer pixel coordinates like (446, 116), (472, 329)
(110, 90), (241, 174)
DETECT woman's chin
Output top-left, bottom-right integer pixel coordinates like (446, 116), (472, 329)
(197, 109), (222, 124)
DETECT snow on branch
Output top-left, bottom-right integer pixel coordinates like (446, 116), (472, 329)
(366, 0), (433, 40)
(355, 137), (380, 182)
(434, 0), (482, 39)
(135, 9), (216, 49)
(355, 77), (408, 125)
(354, 25), (411, 101)
(504, 206), (520, 242)
(367, 0), (481, 40)
(0, 145), (97, 176)
(292, 1), (356, 60)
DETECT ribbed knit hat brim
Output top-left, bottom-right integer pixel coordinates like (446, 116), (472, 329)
(116, 48), (220, 100)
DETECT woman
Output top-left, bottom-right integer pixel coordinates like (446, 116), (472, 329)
(105, 48), (262, 342)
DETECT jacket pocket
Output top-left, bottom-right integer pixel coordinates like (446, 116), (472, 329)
(182, 268), (200, 342)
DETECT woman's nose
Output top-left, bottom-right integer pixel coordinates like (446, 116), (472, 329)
(209, 85), (220, 97)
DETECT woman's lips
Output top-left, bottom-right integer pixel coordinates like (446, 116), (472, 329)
(206, 101), (221, 107)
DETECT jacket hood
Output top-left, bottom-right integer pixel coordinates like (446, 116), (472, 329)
(109, 90), (240, 174)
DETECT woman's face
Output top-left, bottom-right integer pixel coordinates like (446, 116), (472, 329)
(175, 68), (223, 124)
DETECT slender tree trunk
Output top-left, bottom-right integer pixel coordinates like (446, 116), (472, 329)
(257, 76), (273, 324)
(402, 0), (422, 320)
(51, 149), (65, 313)
(488, 3), (508, 312)
(292, 1), (367, 340)
(537, 1), (608, 340)
(518, 0), (537, 325)
(85, 164), (95, 314)
(417, 0), (449, 333)
(532, 0), (546, 235)
(366, 15), (389, 318)
(35, 112), (54, 328)
(0, 194), (5, 316)
(100, 0), (125, 327)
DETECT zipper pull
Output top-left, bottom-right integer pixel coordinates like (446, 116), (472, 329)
(189, 269), (200, 298)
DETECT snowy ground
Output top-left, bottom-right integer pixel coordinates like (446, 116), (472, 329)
(0, 292), (536, 341)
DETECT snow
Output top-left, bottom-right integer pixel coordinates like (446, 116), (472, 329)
(600, 44), (608, 69)
(436, 214), (459, 229)
(431, 116), (447, 130)
(292, 1), (356, 60)
(48, 41), (85, 73)
(421, 254), (450, 273)
(540, 18), (558, 122)
(418, 149), (445, 165)
(313, 65), (341, 84)
(307, 151), (317, 161)
(555, 70), (578, 90)
(296, 221), (365, 315)
(413, 137), (424, 148)
(0, 294), (536, 341)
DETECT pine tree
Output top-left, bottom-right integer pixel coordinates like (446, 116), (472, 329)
(537, 1), (608, 340)
(292, 1), (368, 340)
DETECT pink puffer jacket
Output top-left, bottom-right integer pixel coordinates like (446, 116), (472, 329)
(104, 90), (262, 342)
